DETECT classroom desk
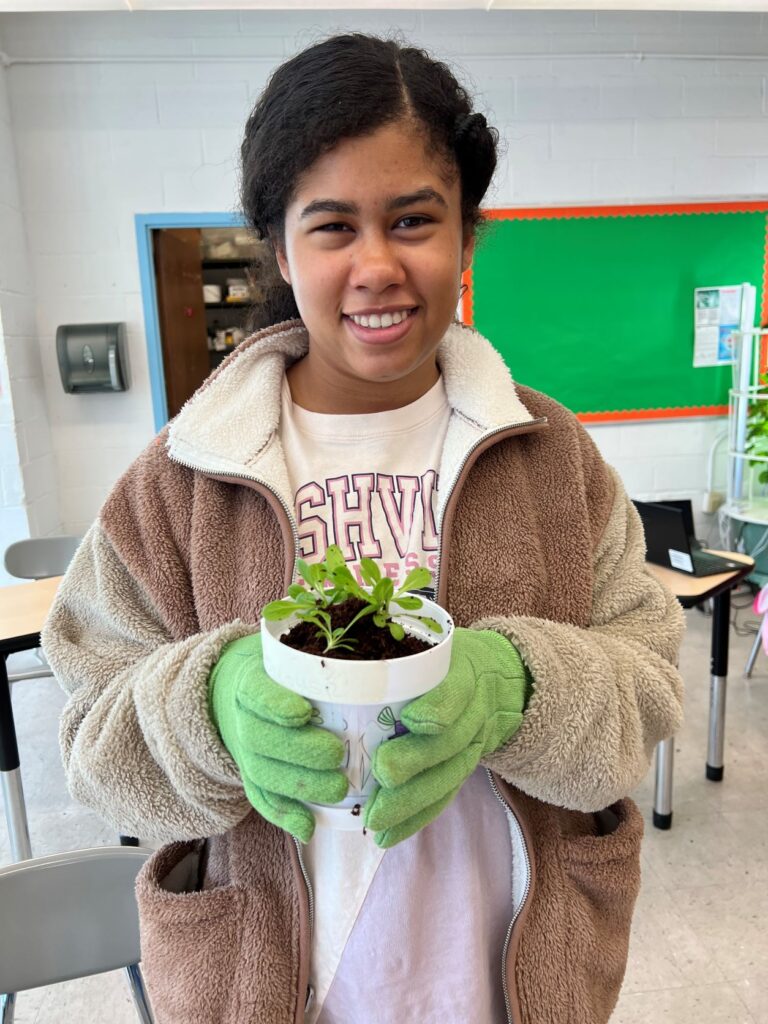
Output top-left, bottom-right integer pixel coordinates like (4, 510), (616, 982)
(647, 551), (754, 830)
(0, 576), (62, 862)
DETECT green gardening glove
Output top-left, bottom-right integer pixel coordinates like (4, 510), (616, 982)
(209, 632), (348, 843)
(364, 627), (532, 849)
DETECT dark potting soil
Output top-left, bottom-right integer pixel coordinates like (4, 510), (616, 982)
(280, 597), (433, 661)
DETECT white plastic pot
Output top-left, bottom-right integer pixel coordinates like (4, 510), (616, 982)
(260, 595), (454, 830)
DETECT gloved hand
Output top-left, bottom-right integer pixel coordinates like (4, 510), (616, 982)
(364, 628), (532, 848)
(209, 632), (348, 843)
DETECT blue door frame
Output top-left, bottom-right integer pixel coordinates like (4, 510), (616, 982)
(135, 212), (246, 432)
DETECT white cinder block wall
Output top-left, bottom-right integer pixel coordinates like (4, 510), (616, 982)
(0, 9), (765, 541)
(0, 23), (61, 583)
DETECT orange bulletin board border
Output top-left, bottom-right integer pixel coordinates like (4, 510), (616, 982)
(461, 200), (768, 424)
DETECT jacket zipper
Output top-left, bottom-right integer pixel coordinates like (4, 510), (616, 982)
(293, 836), (315, 1018)
(166, 456), (301, 570)
(486, 769), (532, 1024)
(433, 418), (546, 595)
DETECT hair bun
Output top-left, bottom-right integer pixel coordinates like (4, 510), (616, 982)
(454, 112), (487, 146)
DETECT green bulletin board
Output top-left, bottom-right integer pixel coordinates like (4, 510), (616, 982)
(465, 202), (768, 422)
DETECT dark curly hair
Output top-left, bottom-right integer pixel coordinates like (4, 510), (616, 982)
(239, 33), (499, 329)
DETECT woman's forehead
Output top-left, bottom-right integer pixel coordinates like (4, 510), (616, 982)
(289, 123), (460, 211)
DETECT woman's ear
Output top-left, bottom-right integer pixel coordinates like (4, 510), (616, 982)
(272, 236), (292, 286)
(461, 229), (476, 273)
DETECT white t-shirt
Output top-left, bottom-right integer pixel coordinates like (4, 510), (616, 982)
(279, 375), (450, 587)
(278, 376), (513, 1023)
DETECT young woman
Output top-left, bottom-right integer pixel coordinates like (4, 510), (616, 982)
(43, 33), (684, 1024)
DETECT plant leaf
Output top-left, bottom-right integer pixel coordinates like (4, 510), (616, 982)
(360, 558), (381, 586)
(392, 595), (422, 610)
(262, 600), (297, 620)
(418, 617), (443, 634)
(287, 583), (307, 599)
(324, 545), (346, 572)
(399, 567), (432, 594)
(372, 611), (388, 628)
(389, 621), (405, 641)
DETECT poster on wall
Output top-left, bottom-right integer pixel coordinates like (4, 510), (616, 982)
(693, 284), (756, 368)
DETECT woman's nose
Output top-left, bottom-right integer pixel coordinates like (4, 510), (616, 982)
(348, 234), (406, 292)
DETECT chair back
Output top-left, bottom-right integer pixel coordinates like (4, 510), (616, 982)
(4, 536), (82, 580)
(0, 846), (151, 993)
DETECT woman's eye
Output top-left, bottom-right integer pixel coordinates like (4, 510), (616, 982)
(397, 215), (432, 229)
(316, 222), (351, 233)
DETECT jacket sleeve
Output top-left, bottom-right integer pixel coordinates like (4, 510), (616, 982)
(475, 466), (685, 812)
(42, 521), (254, 843)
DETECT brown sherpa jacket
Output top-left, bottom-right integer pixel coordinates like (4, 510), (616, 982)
(42, 320), (685, 1024)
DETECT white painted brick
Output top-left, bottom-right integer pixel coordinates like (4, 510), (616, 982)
(548, 33), (639, 55)
(421, 11), (597, 35)
(191, 37), (283, 59)
(621, 419), (713, 457)
(716, 119), (768, 157)
(595, 11), (681, 33)
(0, 204), (31, 294)
(600, 77), (684, 118)
(635, 119), (716, 159)
(17, 416), (52, 464)
(31, 255), (88, 297)
(653, 455), (709, 492)
(14, 129), (117, 214)
(684, 77), (764, 117)
(20, 453), (58, 503)
(97, 61), (195, 88)
(551, 120), (633, 159)
(0, 118), (21, 212)
(584, 423), (624, 460)
(9, 67), (159, 131)
(0, 423), (21, 469)
(201, 127), (241, 166)
(0, 294), (36, 339)
(59, 484), (111, 529)
(4, 337), (43, 383)
(162, 163), (239, 211)
(1, 465), (25, 506)
(9, 377), (49, 425)
(674, 156), (756, 197)
(23, 208), (120, 257)
(504, 122), (551, 162)
(516, 77), (600, 121)
(593, 157), (676, 200)
(193, 61), (272, 94)
(756, 159), (768, 191)
(632, 33), (726, 56)
(26, 493), (63, 538)
(681, 12), (763, 35)
(511, 156), (595, 203)
(0, 505), (31, 545)
(157, 82), (250, 130)
(606, 458), (656, 495)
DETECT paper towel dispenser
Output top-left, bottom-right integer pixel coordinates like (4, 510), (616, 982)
(56, 322), (128, 394)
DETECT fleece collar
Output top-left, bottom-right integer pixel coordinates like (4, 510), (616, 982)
(167, 319), (537, 526)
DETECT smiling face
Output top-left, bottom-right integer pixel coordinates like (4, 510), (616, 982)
(275, 120), (475, 414)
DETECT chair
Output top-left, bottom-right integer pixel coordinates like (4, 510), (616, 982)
(745, 584), (768, 677)
(3, 536), (81, 682)
(0, 846), (155, 1024)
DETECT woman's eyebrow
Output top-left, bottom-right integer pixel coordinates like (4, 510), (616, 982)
(299, 187), (448, 220)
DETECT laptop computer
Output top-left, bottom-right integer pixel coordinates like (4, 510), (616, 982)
(632, 500), (742, 576)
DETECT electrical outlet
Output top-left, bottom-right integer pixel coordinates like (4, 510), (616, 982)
(702, 491), (725, 514)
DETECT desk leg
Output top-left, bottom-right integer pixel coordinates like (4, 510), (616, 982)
(653, 737), (674, 829)
(707, 588), (730, 782)
(0, 656), (32, 861)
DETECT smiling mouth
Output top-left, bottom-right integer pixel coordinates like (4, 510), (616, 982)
(343, 307), (418, 330)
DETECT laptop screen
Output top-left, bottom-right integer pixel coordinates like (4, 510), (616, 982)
(631, 500), (693, 571)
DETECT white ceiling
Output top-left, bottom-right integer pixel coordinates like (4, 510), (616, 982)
(2, 0), (768, 11)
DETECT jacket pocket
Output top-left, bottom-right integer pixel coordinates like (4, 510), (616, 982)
(557, 797), (643, 1023)
(136, 839), (246, 1024)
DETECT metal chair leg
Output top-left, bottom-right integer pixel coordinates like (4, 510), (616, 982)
(653, 737), (674, 830)
(124, 964), (154, 1024)
(745, 626), (762, 678)
(0, 992), (16, 1024)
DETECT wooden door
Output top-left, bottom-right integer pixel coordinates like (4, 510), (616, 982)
(153, 228), (209, 420)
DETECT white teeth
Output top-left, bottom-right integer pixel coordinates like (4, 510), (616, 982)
(350, 309), (412, 329)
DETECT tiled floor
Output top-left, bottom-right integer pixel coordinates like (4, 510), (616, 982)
(2, 597), (767, 1022)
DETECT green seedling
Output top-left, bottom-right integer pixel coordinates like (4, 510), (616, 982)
(262, 545), (443, 654)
